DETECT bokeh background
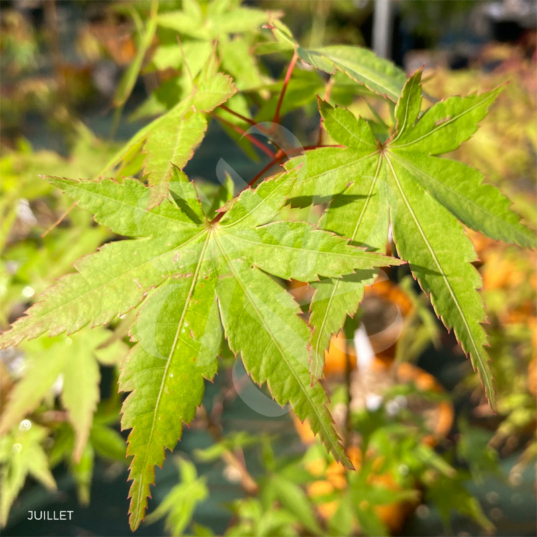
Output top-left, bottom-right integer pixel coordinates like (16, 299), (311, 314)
(0, 1), (536, 536)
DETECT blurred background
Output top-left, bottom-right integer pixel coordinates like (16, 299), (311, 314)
(0, 1), (536, 536)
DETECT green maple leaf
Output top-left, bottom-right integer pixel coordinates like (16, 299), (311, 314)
(152, 0), (273, 99)
(100, 69), (236, 208)
(0, 168), (401, 529)
(268, 19), (406, 102)
(0, 330), (126, 461)
(219, 36), (267, 92)
(141, 1), (271, 123)
(289, 69), (536, 405)
(297, 45), (406, 102)
(157, 0), (275, 40)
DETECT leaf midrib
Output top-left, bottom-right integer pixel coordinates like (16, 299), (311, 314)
(286, 150), (379, 186)
(391, 91), (498, 150)
(213, 232), (344, 460)
(390, 152), (532, 244)
(132, 228), (211, 522)
(320, 50), (400, 100)
(4, 230), (207, 345)
(385, 154), (494, 402)
(311, 154), (383, 369)
(220, 226), (380, 267)
(54, 179), (198, 232)
(391, 75), (420, 144)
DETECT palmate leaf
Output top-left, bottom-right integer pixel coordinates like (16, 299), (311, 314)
(157, 0), (274, 40)
(294, 71), (536, 406)
(0, 169), (401, 530)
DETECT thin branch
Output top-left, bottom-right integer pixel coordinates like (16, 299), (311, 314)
(210, 143), (345, 224)
(218, 105), (257, 127)
(302, 144), (343, 151)
(201, 406), (258, 495)
(41, 202), (78, 238)
(211, 113), (275, 158)
(247, 150), (286, 187)
(344, 348), (353, 449)
(273, 51), (298, 124)
(176, 35), (193, 85)
(218, 106), (274, 137)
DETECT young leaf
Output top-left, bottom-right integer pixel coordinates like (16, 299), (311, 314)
(97, 73), (236, 203)
(297, 45), (406, 102)
(144, 458), (208, 537)
(0, 424), (56, 526)
(157, 1), (273, 39)
(148, 40), (213, 75)
(298, 72), (536, 406)
(0, 330), (126, 460)
(219, 36), (266, 91)
(143, 73), (237, 207)
(0, 170), (401, 529)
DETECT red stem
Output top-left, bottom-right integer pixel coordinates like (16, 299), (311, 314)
(211, 211), (225, 224)
(211, 113), (275, 158)
(209, 143), (342, 224)
(302, 144), (343, 150)
(273, 51), (298, 124)
(247, 150), (286, 187)
(244, 144), (343, 189)
(219, 105), (257, 126)
(245, 145), (343, 188)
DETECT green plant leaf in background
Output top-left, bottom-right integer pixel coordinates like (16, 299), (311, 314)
(98, 67), (236, 207)
(0, 423), (56, 526)
(427, 474), (493, 534)
(145, 458), (208, 537)
(267, 19), (406, 102)
(113, 0), (159, 108)
(264, 475), (322, 535)
(157, 0), (275, 40)
(0, 329), (126, 460)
